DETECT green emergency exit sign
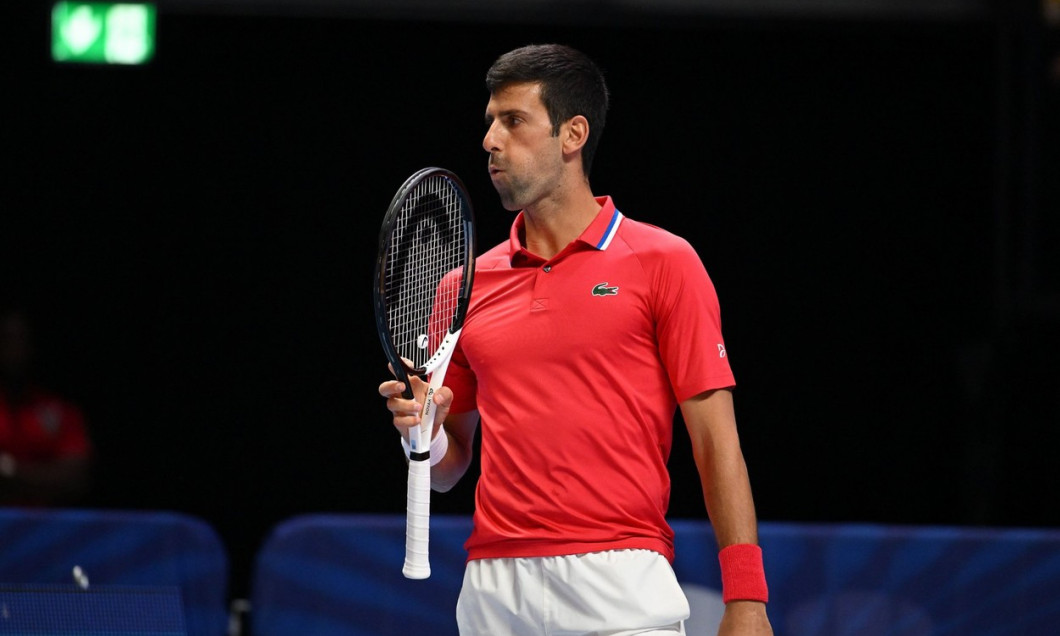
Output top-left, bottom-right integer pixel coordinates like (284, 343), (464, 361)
(52, 3), (156, 65)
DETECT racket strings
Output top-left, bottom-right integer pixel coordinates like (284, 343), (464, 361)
(384, 176), (467, 371)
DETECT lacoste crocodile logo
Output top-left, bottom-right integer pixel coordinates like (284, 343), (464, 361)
(591, 282), (619, 297)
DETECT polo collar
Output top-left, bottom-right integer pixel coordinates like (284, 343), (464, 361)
(580, 196), (624, 251)
(508, 196), (624, 265)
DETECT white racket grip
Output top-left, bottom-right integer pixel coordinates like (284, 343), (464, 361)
(401, 329), (459, 580)
(403, 458), (432, 579)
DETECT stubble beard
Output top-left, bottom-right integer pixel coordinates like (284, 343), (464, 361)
(495, 176), (531, 212)
(492, 156), (562, 212)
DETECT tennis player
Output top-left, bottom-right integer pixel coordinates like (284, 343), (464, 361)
(380, 44), (772, 636)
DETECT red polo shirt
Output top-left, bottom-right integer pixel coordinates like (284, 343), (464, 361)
(447, 196), (734, 562)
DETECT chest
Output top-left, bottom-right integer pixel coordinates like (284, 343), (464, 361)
(460, 253), (657, 371)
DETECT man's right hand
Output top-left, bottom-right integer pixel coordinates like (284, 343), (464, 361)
(378, 372), (454, 439)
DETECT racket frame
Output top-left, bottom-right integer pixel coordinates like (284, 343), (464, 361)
(373, 167), (475, 399)
(372, 166), (475, 579)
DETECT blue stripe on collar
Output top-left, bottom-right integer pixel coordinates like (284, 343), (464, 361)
(595, 209), (623, 250)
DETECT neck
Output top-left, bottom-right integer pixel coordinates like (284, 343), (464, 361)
(521, 179), (600, 260)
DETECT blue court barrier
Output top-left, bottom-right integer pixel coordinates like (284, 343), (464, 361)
(250, 515), (470, 636)
(0, 584), (187, 635)
(0, 508), (229, 635)
(250, 514), (1060, 636)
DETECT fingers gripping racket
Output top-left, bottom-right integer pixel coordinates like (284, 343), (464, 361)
(373, 167), (475, 579)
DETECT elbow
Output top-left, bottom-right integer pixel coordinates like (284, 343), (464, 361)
(430, 456), (470, 493)
(431, 470), (464, 493)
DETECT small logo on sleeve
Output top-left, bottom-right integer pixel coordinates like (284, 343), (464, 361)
(717, 344), (727, 358)
(591, 282), (619, 296)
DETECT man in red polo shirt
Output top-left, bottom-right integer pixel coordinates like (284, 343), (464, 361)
(380, 44), (772, 635)
(0, 308), (92, 506)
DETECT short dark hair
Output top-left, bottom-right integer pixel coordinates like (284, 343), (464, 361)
(486, 44), (609, 177)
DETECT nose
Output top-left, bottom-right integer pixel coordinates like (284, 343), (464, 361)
(483, 121), (500, 153)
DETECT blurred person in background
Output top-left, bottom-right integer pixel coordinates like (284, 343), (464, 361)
(0, 306), (93, 506)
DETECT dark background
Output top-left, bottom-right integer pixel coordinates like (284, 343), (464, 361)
(3, 0), (1058, 598)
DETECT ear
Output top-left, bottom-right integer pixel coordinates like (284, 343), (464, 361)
(561, 115), (590, 157)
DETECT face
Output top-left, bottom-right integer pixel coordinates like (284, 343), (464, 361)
(482, 82), (566, 211)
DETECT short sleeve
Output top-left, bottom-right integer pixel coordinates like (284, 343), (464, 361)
(651, 239), (735, 402)
(444, 339), (478, 414)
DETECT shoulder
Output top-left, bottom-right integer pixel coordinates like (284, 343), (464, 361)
(473, 240), (511, 271)
(614, 216), (703, 268)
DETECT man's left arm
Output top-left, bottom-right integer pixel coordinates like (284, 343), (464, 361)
(680, 388), (772, 635)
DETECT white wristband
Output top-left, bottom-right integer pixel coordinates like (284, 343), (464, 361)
(400, 425), (448, 467)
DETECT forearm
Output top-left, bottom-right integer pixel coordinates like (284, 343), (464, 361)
(398, 409), (478, 493)
(695, 439), (760, 548)
(682, 390), (760, 546)
(681, 390), (771, 631)
(430, 427), (472, 492)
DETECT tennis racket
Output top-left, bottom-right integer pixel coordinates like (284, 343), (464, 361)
(373, 167), (475, 579)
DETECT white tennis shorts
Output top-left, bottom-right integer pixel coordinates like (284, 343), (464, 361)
(456, 549), (689, 636)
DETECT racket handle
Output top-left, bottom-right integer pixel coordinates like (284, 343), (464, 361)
(403, 458), (431, 579)
(400, 333), (458, 579)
